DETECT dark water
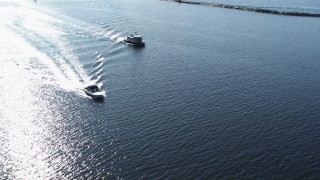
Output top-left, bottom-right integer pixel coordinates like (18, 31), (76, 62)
(1, 0), (320, 179)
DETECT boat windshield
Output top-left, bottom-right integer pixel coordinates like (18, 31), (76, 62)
(86, 85), (99, 92)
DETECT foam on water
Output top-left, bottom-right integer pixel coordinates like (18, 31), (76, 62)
(0, 0), (132, 95)
(1, 1), (95, 93)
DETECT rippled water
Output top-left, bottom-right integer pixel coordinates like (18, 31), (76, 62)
(1, 0), (320, 179)
(196, 0), (320, 14)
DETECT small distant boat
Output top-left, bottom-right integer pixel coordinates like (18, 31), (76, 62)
(84, 85), (105, 100)
(124, 34), (145, 47)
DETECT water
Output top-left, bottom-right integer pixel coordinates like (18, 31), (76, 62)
(196, 0), (320, 14)
(1, 0), (320, 179)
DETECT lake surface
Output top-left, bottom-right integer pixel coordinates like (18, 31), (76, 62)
(1, 0), (320, 179)
(197, 0), (320, 14)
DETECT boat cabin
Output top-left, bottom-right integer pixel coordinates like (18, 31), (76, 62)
(85, 85), (100, 92)
(124, 34), (145, 47)
(127, 35), (143, 44)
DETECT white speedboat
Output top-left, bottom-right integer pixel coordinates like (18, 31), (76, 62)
(124, 34), (145, 47)
(84, 85), (105, 100)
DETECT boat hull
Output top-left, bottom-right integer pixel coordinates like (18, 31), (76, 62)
(84, 90), (105, 100)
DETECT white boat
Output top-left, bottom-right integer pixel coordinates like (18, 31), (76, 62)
(84, 85), (105, 100)
(124, 34), (145, 47)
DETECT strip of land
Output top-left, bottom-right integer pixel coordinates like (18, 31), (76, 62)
(164, 0), (320, 17)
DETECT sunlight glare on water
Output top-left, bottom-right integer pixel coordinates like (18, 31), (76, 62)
(0, 1), (90, 178)
(0, 27), (55, 179)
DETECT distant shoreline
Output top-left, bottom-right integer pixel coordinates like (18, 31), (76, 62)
(163, 0), (320, 18)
